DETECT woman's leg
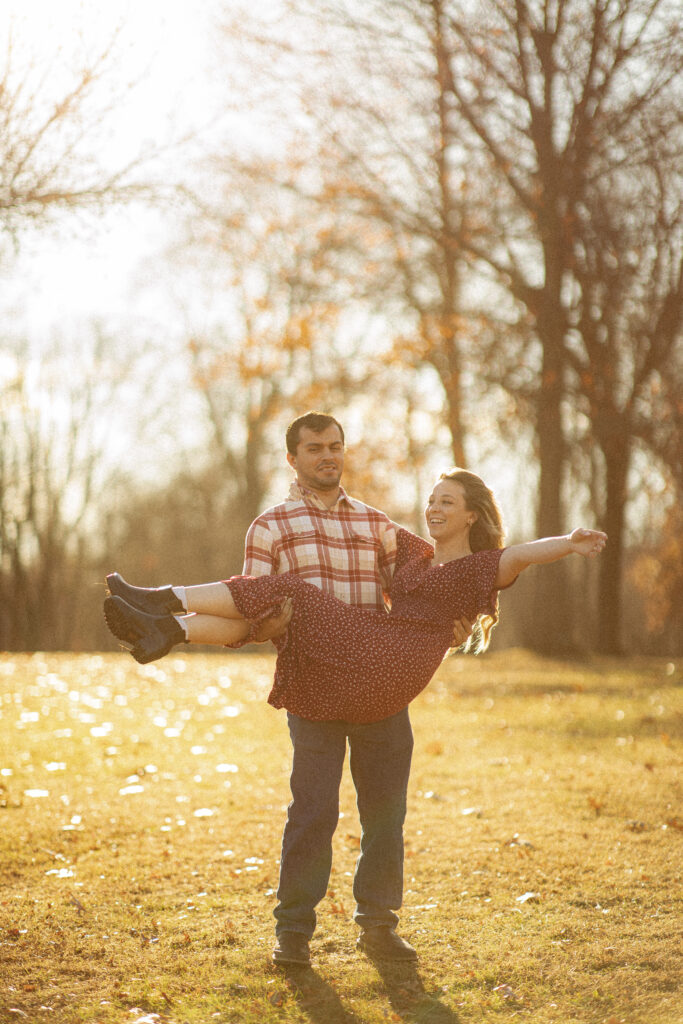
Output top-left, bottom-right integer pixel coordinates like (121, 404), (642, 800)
(181, 612), (251, 646)
(106, 574), (243, 619)
(105, 573), (296, 662)
(183, 583), (243, 619)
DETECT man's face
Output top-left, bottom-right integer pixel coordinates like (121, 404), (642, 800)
(287, 425), (345, 493)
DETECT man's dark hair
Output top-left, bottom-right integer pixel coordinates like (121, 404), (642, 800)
(286, 412), (345, 455)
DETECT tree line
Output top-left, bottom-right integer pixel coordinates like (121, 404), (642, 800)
(1, 0), (681, 655)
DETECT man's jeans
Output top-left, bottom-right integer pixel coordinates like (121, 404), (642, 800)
(274, 708), (414, 938)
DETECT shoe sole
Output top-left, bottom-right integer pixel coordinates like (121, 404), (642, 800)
(272, 953), (311, 966)
(356, 939), (417, 962)
(103, 597), (171, 664)
(104, 596), (141, 645)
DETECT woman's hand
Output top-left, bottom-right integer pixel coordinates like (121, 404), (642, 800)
(253, 597), (293, 642)
(568, 528), (608, 557)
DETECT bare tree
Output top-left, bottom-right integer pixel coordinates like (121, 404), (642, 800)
(0, 16), (205, 649)
(168, 168), (448, 538)
(0, 330), (172, 650)
(564, 150), (682, 650)
(216, 0), (487, 468)
(0, 20), (162, 253)
(220, 0), (682, 651)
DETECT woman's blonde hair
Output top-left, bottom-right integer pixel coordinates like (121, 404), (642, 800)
(439, 468), (505, 653)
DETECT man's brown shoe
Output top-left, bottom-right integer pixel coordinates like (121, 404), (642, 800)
(272, 931), (311, 966)
(357, 926), (417, 961)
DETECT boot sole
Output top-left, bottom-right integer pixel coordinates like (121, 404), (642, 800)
(104, 596), (141, 645)
(356, 938), (417, 961)
(103, 597), (174, 664)
(272, 952), (311, 966)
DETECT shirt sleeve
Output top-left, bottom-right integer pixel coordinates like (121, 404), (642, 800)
(377, 519), (399, 592)
(225, 519), (278, 650)
(242, 518), (277, 577)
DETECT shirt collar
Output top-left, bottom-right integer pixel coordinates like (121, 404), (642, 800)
(288, 479), (355, 512)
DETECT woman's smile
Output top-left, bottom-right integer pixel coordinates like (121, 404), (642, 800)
(425, 480), (471, 536)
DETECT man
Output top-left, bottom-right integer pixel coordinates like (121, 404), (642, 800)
(243, 411), (471, 967)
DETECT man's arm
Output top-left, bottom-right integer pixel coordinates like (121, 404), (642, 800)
(378, 519), (399, 596)
(242, 518), (293, 643)
(252, 598), (293, 641)
(242, 519), (277, 577)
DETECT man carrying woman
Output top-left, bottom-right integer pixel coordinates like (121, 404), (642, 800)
(104, 412), (606, 967)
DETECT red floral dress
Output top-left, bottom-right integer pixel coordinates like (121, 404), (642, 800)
(226, 529), (504, 723)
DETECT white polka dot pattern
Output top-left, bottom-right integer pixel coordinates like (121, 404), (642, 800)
(226, 530), (505, 724)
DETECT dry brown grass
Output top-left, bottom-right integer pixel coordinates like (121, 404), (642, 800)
(0, 650), (680, 1024)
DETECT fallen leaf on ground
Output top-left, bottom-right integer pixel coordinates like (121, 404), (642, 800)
(504, 833), (536, 850)
(493, 983), (521, 1001)
(516, 891), (541, 903)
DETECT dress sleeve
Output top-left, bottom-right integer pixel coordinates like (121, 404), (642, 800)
(395, 527), (434, 572)
(474, 548), (506, 616)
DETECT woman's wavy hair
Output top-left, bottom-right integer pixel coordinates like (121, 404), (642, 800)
(439, 468), (505, 653)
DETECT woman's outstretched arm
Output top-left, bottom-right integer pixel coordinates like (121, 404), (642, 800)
(495, 528), (607, 588)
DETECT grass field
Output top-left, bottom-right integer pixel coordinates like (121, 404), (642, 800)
(0, 650), (680, 1024)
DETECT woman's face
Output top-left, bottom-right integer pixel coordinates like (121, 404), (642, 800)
(424, 479), (473, 541)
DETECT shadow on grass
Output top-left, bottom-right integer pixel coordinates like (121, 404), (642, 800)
(279, 964), (366, 1023)
(280, 959), (460, 1024)
(372, 959), (461, 1023)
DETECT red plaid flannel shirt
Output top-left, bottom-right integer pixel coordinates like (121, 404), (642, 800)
(242, 481), (398, 610)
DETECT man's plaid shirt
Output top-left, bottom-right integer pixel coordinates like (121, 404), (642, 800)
(242, 481), (398, 611)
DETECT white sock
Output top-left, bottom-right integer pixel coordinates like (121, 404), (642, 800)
(172, 586), (187, 611)
(172, 615), (189, 640)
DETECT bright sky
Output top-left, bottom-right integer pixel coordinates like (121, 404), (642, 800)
(5, 0), (220, 124)
(1, 0), (537, 532)
(3, 0), (230, 334)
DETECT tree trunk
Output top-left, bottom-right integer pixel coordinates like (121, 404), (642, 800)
(531, 281), (572, 652)
(597, 434), (630, 655)
(443, 341), (466, 468)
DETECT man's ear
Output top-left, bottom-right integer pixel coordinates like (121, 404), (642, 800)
(286, 451), (297, 471)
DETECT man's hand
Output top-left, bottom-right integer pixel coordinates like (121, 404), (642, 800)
(252, 597), (293, 643)
(452, 615), (474, 648)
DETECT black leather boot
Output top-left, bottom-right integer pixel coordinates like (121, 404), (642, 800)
(103, 596), (186, 664)
(106, 573), (184, 614)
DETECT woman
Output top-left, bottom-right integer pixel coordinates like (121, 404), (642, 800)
(104, 469), (606, 723)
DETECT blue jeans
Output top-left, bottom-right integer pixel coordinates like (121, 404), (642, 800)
(274, 708), (414, 938)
